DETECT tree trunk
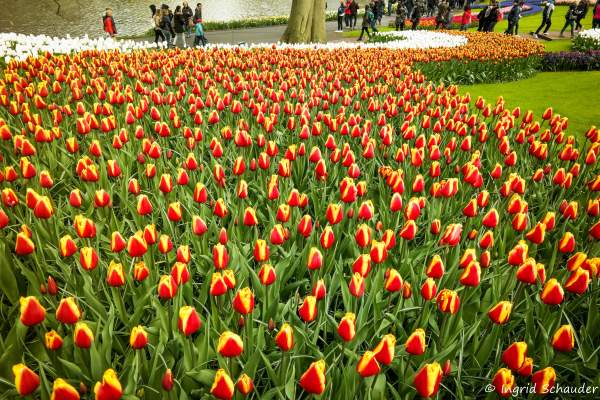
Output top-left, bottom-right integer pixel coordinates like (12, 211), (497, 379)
(281, 0), (327, 43)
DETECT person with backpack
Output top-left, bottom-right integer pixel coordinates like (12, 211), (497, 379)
(102, 8), (117, 38)
(395, 0), (408, 30)
(505, 1), (522, 35)
(575, 0), (589, 31)
(560, 3), (578, 37)
(358, 5), (374, 40)
(533, 0), (555, 38)
(460, 4), (472, 30)
(594, 0), (600, 28)
(337, 1), (346, 32)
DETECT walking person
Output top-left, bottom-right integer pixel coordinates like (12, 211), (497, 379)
(411, 0), (426, 28)
(505, 1), (522, 35)
(357, 5), (374, 41)
(435, 0), (450, 29)
(594, 0), (600, 28)
(344, 1), (352, 27)
(194, 3), (203, 22)
(194, 19), (207, 47)
(151, 5), (165, 44)
(102, 8), (117, 38)
(173, 6), (187, 48)
(337, 1), (346, 32)
(159, 7), (173, 47)
(575, 0), (589, 31)
(350, 0), (359, 27)
(395, 0), (408, 30)
(477, 4), (489, 31)
(484, 1), (500, 31)
(182, 1), (194, 37)
(460, 4), (472, 30)
(560, 3), (578, 37)
(533, 0), (555, 38)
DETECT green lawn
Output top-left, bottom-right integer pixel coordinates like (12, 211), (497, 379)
(459, 71), (600, 138)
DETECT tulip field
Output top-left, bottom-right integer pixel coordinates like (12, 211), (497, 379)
(0, 31), (599, 399)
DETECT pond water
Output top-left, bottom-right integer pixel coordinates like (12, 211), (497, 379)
(1, 0), (343, 37)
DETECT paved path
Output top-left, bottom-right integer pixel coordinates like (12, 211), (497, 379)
(142, 15), (397, 46)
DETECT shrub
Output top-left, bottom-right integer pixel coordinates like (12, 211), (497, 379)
(572, 29), (600, 52)
(541, 50), (600, 71)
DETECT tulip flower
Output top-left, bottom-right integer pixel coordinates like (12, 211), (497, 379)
(349, 272), (365, 298)
(51, 378), (79, 400)
(356, 351), (381, 377)
(157, 275), (177, 300)
(373, 334), (396, 365)
(551, 324), (575, 352)
(162, 369), (174, 392)
(502, 342), (527, 370)
(13, 363), (40, 396)
(436, 289), (460, 314)
(133, 261), (149, 282)
(540, 278), (564, 305)
(258, 264), (276, 286)
(488, 301), (512, 324)
(312, 279), (327, 300)
(299, 360), (326, 395)
(236, 373), (254, 396)
(413, 362), (442, 398)
(93, 369), (122, 400)
(56, 297), (81, 324)
(211, 369), (235, 400)
(384, 268), (403, 292)
(517, 357), (534, 377)
(233, 287), (255, 315)
(275, 323), (294, 351)
(492, 368), (515, 397)
(19, 296), (45, 327)
(531, 367), (556, 395)
(565, 268), (590, 294)
(129, 325), (148, 349)
(213, 243), (229, 270)
(337, 313), (356, 342)
(405, 328), (426, 355)
(439, 223), (462, 246)
(298, 295), (318, 322)
(421, 278), (437, 300)
(74, 322), (94, 348)
(170, 262), (190, 285)
(218, 331), (244, 357)
(178, 306), (202, 336)
(426, 255), (445, 279)
(15, 232), (35, 256)
(45, 330), (63, 350)
(106, 261), (126, 287)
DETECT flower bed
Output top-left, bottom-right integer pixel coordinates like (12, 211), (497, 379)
(0, 33), (160, 62)
(573, 29), (600, 52)
(0, 42), (598, 400)
(541, 49), (600, 70)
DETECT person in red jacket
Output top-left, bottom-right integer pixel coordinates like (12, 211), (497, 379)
(103, 8), (117, 37)
(460, 5), (472, 30)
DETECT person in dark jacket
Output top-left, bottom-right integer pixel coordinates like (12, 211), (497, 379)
(358, 5), (374, 40)
(102, 8), (117, 37)
(395, 0), (408, 29)
(194, 3), (203, 22)
(182, 1), (194, 36)
(173, 6), (186, 48)
(435, 1), (450, 28)
(484, 1), (500, 31)
(560, 3), (578, 37)
(412, 0), (426, 28)
(159, 7), (173, 47)
(533, 0), (555, 37)
(337, 1), (346, 32)
(477, 5), (488, 31)
(350, 0), (359, 27)
(505, 1), (522, 34)
(575, 0), (589, 30)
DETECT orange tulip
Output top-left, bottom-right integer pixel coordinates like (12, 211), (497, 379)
(551, 324), (575, 352)
(233, 287), (255, 315)
(413, 362), (442, 398)
(492, 368), (515, 398)
(93, 369), (122, 400)
(236, 373), (254, 396)
(129, 325), (148, 349)
(299, 360), (326, 395)
(13, 363), (40, 396)
(19, 296), (45, 327)
(405, 328), (426, 355)
(178, 306), (202, 336)
(356, 351), (381, 377)
(45, 330), (63, 350)
(337, 313), (356, 342)
(218, 331), (244, 357)
(373, 334), (396, 365)
(211, 369), (235, 400)
(275, 323), (294, 351)
(51, 378), (79, 400)
(74, 322), (94, 348)
(298, 295), (318, 322)
(502, 341), (527, 370)
(531, 367), (556, 395)
(488, 301), (512, 324)
(56, 297), (81, 324)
